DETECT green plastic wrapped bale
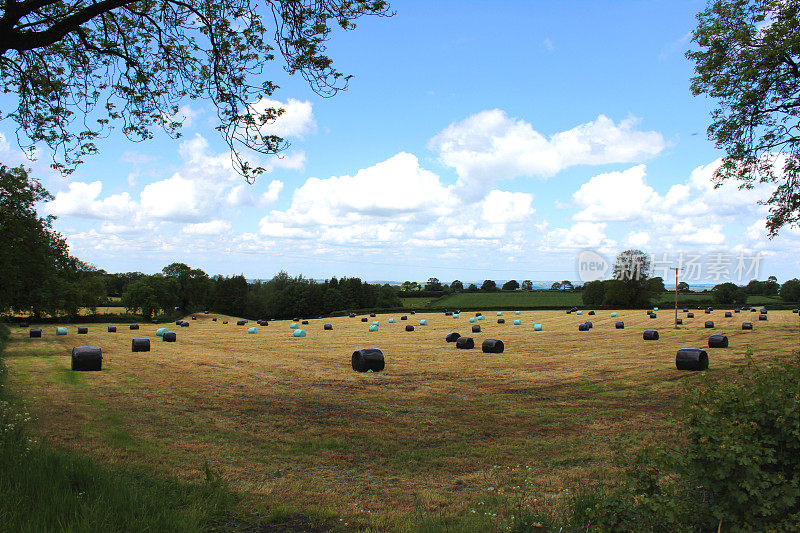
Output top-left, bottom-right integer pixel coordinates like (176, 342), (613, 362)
(477, 315), (485, 321)
(56, 327), (67, 335)
(248, 327), (257, 334)
(388, 318), (395, 323)
(369, 325), (379, 332)
(453, 314), (459, 318)
(515, 311), (520, 315)
(419, 319), (427, 325)
(156, 328), (169, 337)
(533, 324), (542, 331)
(513, 319), (521, 325)
(611, 312), (618, 317)
(293, 329), (306, 337)
(372, 321), (379, 325)
(289, 322), (299, 329)
(576, 310), (583, 315)
(469, 317), (476, 323)
(496, 311), (503, 316)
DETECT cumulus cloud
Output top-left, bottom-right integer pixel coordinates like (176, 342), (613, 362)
(45, 181), (137, 219)
(140, 174), (200, 221)
(481, 190), (535, 224)
(573, 165), (657, 222)
(182, 220), (232, 235)
(545, 222), (615, 250)
(0, 132), (10, 152)
(250, 97), (316, 138)
(428, 110), (665, 191)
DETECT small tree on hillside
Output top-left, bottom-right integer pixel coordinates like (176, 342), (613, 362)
(502, 280), (519, 291)
(481, 280), (498, 291)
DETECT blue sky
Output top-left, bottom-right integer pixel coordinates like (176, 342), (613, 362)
(2, 0), (798, 284)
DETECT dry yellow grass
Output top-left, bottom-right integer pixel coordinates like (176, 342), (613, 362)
(4, 309), (799, 522)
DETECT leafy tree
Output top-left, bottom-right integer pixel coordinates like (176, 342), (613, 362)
(560, 280), (573, 290)
(122, 278), (160, 320)
(450, 279), (463, 292)
(480, 279), (497, 291)
(712, 282), (748, 305)
(780, 278), (800, 302)
(602, 250), (660, 307)
(0, 0), (392, 179)
(162, 262), (210, 313)
(688, 0), (800, 235)
(466, 283), (478, 292)
(550, 282), (561, 290)
(677, 281), (691, 293)
(425, 277), (442, 291)
(521, 280), (533, 291)
(501, 279), (519, 291)
(582, 280), (606, 307)
(401, 281), (414, 292)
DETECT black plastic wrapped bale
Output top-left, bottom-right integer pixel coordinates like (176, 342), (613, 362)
(77, 326), (88, 334)
(370, 313), (376, 317)
(615, 321), (625, 329)
(759, 314), (768, 321)
(646, 310), (653, 316)
(131, 338), (150, 352)
(472, 324), (481, 333)
(19, 321), (29, 328)
(129, 324), (139, 330)
(351, 348), (385, 373)
(349, 313), (356, 318)
(324, 324), (333, 330)
(400, 316), (407, 320)
(760, 308), (768, 314)
(794, 309), (799, 314)
(361, 317), (368, 322)
(578, 323), (589, 331)
(445, 332), (461, 343)
(222, 321), (228, 324)
(683, 308), (689, 313)
(676, 348), (709, 371)
(176, 320), (183, 325)
(301, 320), (309, 325)
(163, 332), (176, 342)
(497, 318), (505, 324)
(29, 328), (42, 338)
(735, 309), (740, 313)
(687, 313), (695, 318)
(204, 311), (209, 314)
(742, 322), (753, 330)
(237, 320), (246, 326)
(705, 321), (714, 328)
(650, 313), (657, 319)
(107, 326), (116, 333)
(71, 346), (102, 371)
(455, 337), (475, 349)
(475, 312), (482, 317)
(567, 310), (572, 314)
(708, 334), (729, 348)
(751, 308), (757, 312)
(585, 321), (593, 329)
(588, 311), (595, 315)
(192, 316), (197, 320)
(293, 317), (300, 321)
(180, 321), (189, 327)
(725, 312), (732, 318)
(643, 330), (659, 341)
(405, 325), (414, 332)
(411, 311), (416, 315)
(705, 309), (711, 314)
(676, 318), (683, 325)
(482, 339), (504, 353)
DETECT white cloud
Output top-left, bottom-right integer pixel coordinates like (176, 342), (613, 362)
(45, 181), (137, 220)
(428, 110), (665, 190)
(140, 174), (200, 221)
(481, 190), (535, 224)
(250, 98), (316, 138)
(573, 165), (656, 222)
(543, 37), (554, 52)
(0, 132), (10, 152)
(545, 222), (614, 249)
(182, 220), (231, 235)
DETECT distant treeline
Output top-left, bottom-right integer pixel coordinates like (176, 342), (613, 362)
(112, 265), (401, 320)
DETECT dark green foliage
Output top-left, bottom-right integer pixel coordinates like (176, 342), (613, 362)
(425, 277), (443, 291)
(746, 278), (780, 296)
(501, 280), (519, 291)
(581, 280), (606, 307)
(450, 280), (464, 292)
(780, 278), (800, 302)
(688, 0), (800, 235)
(480, 280), (498, 292)
(712, 282), (748, 305)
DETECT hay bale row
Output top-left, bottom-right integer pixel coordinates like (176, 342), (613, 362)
(445, 332), (461, 342)
(352, 348), (384, 372)
(72, 346), (101, 371)
(455, 337), (474, 349)
(676, 348), (708, 371)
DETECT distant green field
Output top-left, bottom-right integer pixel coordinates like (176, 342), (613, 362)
(399, 297), (439, 309)
(432, 291), (584, 309)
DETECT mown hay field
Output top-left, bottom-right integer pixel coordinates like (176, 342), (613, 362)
(4, 310), (799, 524)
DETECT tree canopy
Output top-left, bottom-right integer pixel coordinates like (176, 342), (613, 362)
(688, 0), (800, 235)
(0, 0), (391, 180)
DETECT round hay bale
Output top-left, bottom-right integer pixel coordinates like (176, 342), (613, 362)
(471, 324), (481, 333)
(576, 310), (583, 315)
(77, 327), (88, 334)
(368, 324), (379, 332)
(156, 328), (169, 337)
(162, 332), (177, 342)
(793, 309), (799, 314)
(361, 317), (368, 322)
(734, 309), (740, 313)
(349, 313), (356, 318)
(192, 316), (197, 320)
(19, 321), (29, 328)
(482, 339), (504, 353)
(513, 319), (521, 325)
(750, 308), (757, 312)
(445, 332), (461, 343)
(567, 310), (572, 314)
(56, 327), (67, 335)
(129, 324), (139, 330)
(475, 312), (482, 317)
(351, 348), (385, 372)
(29, 328), (42, 338)
(71, 346), (102, 371)
(585, 321), (593, 329)
(533, 324), (542, 331)
(496, 311), (503, 316)
(611, 312), (618, 317)
(131, 338), (150, 352)
(301, 320), (309, 325)
(497, 318), (505, 324)
(445, 312), (452, 316)
(293, 329), (306, 337)
(683, 308), (689, 313)
(676, 318), (683, 325)
(687, 313), (695, 318)
(705, 321), (714, 328)
(401, 316), (407, 320)
(237, 320), (247, 326)
(650, 313), (657, 319)
(477, 315), (485, 321)
(370, 313), (376, 317)
(176, 320), (183, 325)
(455, 337), (475, 349)
(469, 317), (477, 323)
(212, 317), (217, 322)
(180, 321), (189, 327)
(107, 326), (116, 333)
(453, 314), (459, 319)
(419, 319), (428, 326)
(759, 314), (768, 321)
(290, 322), (299, 329)
(643, 330), (659, 341)
(515, 310), (520, 315)
(708, 334), (729, 348)
(760, 308), (768, 314)
(615, 321), (625, 329)
(222, 321), (228, 324)
(411, 311), (416, 315)
(724, 312), (732, 318)
(588, 310), (595, 316)
(324, 324), (333, 330)
(704, 309), (711, 314)
(293, 317), (300, 322)
(578, 323), (589, 331)
(676, 348), (709, 371)
(405, 325), (414, 332)
(388, 318), (396, 324)
(742, 322), (753, 330)
(204, 311), (209, 314)
(248, 327), (257, 334)
(372, 321), (380, 326)
(646, 310), (653, 316)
